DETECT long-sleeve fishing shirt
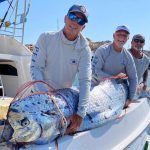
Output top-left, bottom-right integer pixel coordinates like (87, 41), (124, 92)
(92, 43), (138, 100)
(129, 50), (150, 83)
(30, 30), (91, 118)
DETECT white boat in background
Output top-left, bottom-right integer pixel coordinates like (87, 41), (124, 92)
(0, 1), (150, 150)
(0, 35), (32, 97)
(0, 0), (32, 97)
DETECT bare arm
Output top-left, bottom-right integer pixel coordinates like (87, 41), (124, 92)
(143, 69), (148, 90)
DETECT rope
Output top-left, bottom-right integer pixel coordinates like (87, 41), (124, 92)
(49, 95), (67, 133)
(11, 80), (67, 135)
(12, 80), (54, 102)
(8, 0), (15, 20)
(102, 75), (128, 81)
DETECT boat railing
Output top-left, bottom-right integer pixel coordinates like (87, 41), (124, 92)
(0, 0), (31, 44)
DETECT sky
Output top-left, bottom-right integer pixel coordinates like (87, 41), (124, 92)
(1, 0), (150, 50)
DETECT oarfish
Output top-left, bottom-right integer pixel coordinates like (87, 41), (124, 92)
(0, 80), (127, 145)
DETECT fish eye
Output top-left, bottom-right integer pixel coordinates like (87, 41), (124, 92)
(20, 118), (30, 127)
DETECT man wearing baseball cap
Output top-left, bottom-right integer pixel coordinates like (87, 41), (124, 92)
(67, 4), (88, 23)
(129, 34), (150, 94)
(115, 25), (130, 34)
(31, 5), (91, 134)
(92, 25), (138, 108)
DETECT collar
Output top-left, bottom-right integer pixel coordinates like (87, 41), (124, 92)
(60, 29), (89, 50)
(60, 29), (78, 45)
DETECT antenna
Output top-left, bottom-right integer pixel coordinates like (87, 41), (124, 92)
(21, 0), (27, 44)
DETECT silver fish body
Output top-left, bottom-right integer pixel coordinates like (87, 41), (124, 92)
(1, 80), (127, 145)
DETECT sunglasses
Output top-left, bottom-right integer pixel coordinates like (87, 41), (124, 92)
(67, 13), (86, 26)
(133, 39), (145, 43)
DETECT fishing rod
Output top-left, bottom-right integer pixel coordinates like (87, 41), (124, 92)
(7, 0), (13, 9)
(0, 0), (14, 28)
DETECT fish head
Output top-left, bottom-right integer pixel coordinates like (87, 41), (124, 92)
(5, 92), (74, 144)
(8, 109), (64, 144)
(8, 109), (42, 143)
(6, 95), (64, 144)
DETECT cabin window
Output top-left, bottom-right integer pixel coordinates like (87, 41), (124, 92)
(0, 64), (18, 76)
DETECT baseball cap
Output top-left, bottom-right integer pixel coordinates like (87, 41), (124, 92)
(115, 25), (130, 34)
(132, 34), (145, 42)
(68, 5), (88, 23)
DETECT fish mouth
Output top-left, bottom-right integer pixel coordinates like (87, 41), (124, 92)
(7, 110), (42, 143)
(0, 120), (42, 146)
(0, 120), (14, 143)
(10, 122), (42, 144)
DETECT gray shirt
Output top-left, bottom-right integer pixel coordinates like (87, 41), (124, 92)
(30, 30), (91, 118)
(130, 52), (150, 83)
(92, 44), (138, 100)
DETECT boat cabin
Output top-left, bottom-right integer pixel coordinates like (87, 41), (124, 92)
(0, 35), (32, 97)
